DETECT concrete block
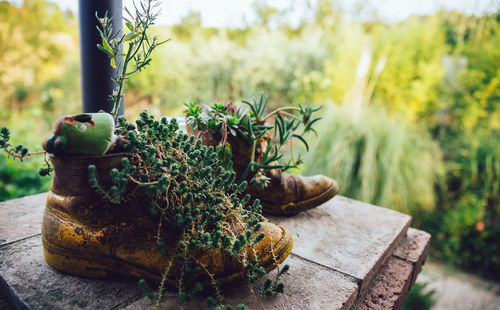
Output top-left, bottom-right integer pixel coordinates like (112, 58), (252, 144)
(124, 254), (359, 310)
(351, 257), (413, 310)
(0, 193), (46, 245)
(0, 235), (142, 310)
(393, 228), (431, 287)
(267, 196), (411, 291)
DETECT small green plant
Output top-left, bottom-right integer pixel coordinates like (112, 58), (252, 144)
(96, 0), (168, 120)
(94, 1), (290, 308)
(184, 94), (322, 188)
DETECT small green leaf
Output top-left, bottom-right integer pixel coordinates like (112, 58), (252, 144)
(124, 32), (139, 42)
(125, 22), (134, 31)
(110, 58), (116, 68)
(96, 44), (108, 54)
(293, 134), (309, 151)
(102, 37), (113, 54)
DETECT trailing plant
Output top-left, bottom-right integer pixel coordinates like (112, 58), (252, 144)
(184, 94), (322, 188)
(89, 110), (290, 309)
(1, 1), (291, 308)
(0, 126), (52, 177)
(95, 1), (291, 308)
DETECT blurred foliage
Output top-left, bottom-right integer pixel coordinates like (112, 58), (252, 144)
(422, 130), (500, 279)
(303, 104), (444, 218)
(401, 282), (436, 310)
(1, 0), (500, 280)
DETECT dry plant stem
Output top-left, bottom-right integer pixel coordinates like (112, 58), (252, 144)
(155, 249), (177, 310)
(130, 175), (159, 185)
(187, 252), (225, 305)
(5, 150), (46, 161)
(262, 107), (301, 122)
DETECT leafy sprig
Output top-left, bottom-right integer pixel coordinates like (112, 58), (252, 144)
(0, 126), (52, 176)
(184, 93), (322, 188)
(96, 0), (168, 120)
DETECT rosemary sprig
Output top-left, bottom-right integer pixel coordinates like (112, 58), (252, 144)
(96, 0), (168, 120)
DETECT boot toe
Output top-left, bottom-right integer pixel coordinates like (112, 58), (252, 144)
(300, 175), (338, 201)
(254, 222), (293, 271)
(264, 174), (339, 215)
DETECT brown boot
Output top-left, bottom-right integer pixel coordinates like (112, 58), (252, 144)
(42, 154), (293, 286)
(243, 169), (338, 215)
(190, 129), (339, 215)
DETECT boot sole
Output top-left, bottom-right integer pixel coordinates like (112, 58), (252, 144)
(263, 180), (339, 215)
(42, 225), (293, 288)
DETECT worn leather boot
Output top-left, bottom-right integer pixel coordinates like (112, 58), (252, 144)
(190, 129), (339, 215)
(42, 154), (293, 286)
(229, 133), (338, 215)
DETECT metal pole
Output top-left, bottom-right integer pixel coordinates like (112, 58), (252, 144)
(78, 0), (124, 115)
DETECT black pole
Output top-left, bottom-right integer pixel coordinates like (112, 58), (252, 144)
(78, 0), (124, 115)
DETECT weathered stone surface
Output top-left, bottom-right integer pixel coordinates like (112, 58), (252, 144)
(0, 193), (46, 245)
(123, 254), (359, 310)
(0, 193), (429, 310)
(393, 228), (431, 287)
(267, 196), (411, 291)
(0, 235), (142, 310)
(351, 257), (413, 310)
(393, 228), (431, 264)
(0, 235), (359, 310)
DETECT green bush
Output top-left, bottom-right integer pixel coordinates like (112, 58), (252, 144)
(402, 282), (436, 310)
(0, 113), (52, 202)
(303, 104), (444, 218)
(423, 130), (500, 279)
(0, 155), (50, 201)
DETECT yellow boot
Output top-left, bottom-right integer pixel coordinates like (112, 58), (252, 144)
(42, 154), (293, 286)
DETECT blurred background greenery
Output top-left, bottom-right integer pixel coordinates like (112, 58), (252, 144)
(1, 0), (499, 296)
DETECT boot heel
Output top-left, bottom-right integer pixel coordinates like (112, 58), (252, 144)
(42, 239), (110, 279)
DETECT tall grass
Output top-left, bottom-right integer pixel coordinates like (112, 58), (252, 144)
(303, 104), (444, 217)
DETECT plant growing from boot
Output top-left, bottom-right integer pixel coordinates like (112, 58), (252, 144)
(184, 94), (322, 188)
(94, 1), (290, 309)
(96, 0), (168, 120)
(2, 1), (290, 308)
(0, 0), (167, 171)
(88, 110), (289, 309)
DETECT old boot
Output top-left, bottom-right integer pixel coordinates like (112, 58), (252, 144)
(42, 154), (293, 287)
(227, 133), (338, 215)
(190, 128), (339, 215)
(243, 169), (338, 215)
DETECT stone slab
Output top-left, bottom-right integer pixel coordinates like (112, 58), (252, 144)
(267, 196), (412, 291)
(0, 193), (46, 246)
(0, 193), (427, 310)
(351, 257), (413, 310)
(123, 254), (359, 310)
(0, 235), (142, 310)
(0, 234), (359, 310)
(392, 228), (431, 287)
